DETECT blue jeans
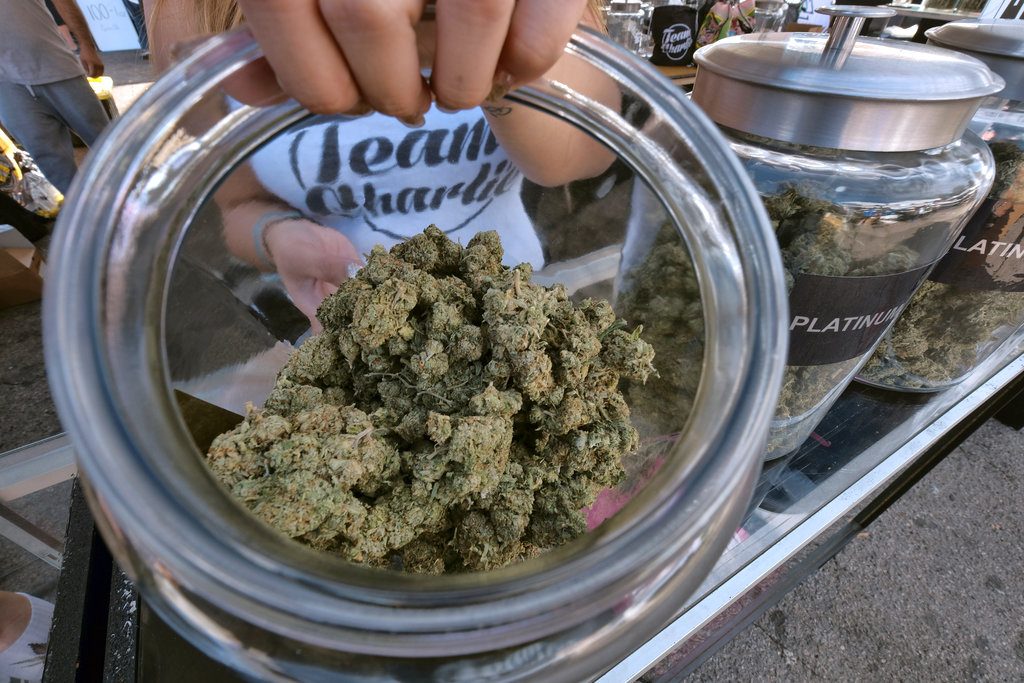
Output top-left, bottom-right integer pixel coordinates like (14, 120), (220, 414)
(0, 77), (110, 194)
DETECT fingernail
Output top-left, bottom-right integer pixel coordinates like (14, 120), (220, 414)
(436, 104), (460, 114)
(400, 114), (426, 128)
(487, 71), (515, 102)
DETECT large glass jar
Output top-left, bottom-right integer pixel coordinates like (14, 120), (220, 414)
(861, 19), (1024, 392)
(692, 6), (1002, 457)
(728, 129), (993, 454)
(43, 26), (787, 681)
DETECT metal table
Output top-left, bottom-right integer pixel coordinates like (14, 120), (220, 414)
(33, 339), (1024, 681)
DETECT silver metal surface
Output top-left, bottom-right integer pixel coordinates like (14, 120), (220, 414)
(887, 3), (981, 21)
(928, 20), (1024, 101)
(0, 502), (62, 568)
(818, 6), (897, 70)
(0, 433), (76, 501)
(693, 29), (1004, 151)
(598, 348), (1024, 682)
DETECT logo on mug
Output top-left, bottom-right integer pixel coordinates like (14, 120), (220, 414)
(660, 23), (693, 60)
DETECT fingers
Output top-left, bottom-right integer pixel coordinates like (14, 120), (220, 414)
(220, 57), (288, 108)
(237, 0), (360, 114)
(320, 0), (431, 123)
(238, 0), (587, 117)
(310, 232), (362, 286)
(499, 0), (588, 87)
(432, 0), (515, 111)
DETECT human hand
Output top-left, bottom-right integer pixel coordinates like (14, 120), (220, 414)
(79, 44), (105, 78)
(235, 0), (589, 119)
(263, 218), (362, 331)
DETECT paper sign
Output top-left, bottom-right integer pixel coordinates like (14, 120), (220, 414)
(74, 0), (141, 52)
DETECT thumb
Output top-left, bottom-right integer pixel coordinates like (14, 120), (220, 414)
(307, 235), (362, 286)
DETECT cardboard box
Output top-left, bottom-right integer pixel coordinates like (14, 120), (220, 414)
(0, 225), (44, 309)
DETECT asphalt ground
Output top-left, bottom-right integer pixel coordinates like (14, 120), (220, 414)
(1, 49), (1022, 681)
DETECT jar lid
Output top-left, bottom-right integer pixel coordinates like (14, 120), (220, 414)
(693, 6), (1005, 151)
(927, 20), (1024, 101)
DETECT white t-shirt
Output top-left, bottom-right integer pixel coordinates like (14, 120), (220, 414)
(248, 106), (544, 268)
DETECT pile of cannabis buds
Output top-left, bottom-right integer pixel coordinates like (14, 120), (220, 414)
(207, 227), (655, 573)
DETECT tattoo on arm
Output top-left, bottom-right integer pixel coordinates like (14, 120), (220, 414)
(483, 105), (513, 117)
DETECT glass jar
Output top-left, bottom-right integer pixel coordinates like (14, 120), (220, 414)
(861, 19), (1024, 391)
(44, 26), (787, 681)
(922, 0), (959, 11)
(728, 129), (993, 454)
(606, 0), (655, 57)
(692, 6), (1002, 457)
(956, 0), (986, 13)
(753, 0), (788, 32)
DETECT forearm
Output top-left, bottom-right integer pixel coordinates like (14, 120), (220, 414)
(51, 0), (99, 50)
(483, 61), (618, 187)
(483, 11), (617, 187)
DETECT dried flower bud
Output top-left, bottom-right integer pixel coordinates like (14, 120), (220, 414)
(206, 228), (655, 572)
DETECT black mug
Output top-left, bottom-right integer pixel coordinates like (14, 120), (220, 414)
(650, 3), (705, 66)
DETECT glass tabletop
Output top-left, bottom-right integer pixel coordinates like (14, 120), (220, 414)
(601, 336), (1024, 681)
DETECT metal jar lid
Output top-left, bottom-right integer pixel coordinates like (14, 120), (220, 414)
(692, 6), (1005, 152)
(927, 20), (1024, 101)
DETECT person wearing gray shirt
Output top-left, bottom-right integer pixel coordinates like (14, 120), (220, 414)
(0, 0), (110, 193)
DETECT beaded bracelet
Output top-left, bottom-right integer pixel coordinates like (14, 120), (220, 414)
(252, 210), (303, 269)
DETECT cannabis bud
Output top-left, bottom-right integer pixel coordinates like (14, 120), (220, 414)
(207, 226), (655, 573)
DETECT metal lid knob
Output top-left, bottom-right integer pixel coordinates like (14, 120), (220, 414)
(817, 5), (896, 69)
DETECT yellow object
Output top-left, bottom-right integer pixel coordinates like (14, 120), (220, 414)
(88, 75), (114, 101)
(0, 127), (64, 217)
(0, 128), (23, 183)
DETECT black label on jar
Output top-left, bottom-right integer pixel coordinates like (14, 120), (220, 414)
(928, 197), (1024, 293)
(788, 265), (933, 366)
(650, 6), (700, 65)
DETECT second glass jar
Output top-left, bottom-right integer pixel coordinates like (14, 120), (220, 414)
(692, 6), (1002, 457)
(727, 129), (993, 454)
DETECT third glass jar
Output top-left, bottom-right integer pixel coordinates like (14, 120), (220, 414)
(860, 19), (1024, 392)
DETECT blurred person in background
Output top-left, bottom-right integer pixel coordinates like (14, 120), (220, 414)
(0, 0), (109, 194)
(122, 0), (150, 53)
(44, 0), (78, 51)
